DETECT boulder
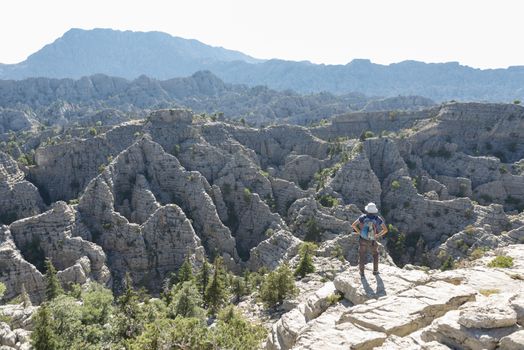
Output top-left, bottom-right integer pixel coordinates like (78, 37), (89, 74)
(248, 230), (301, 271)
(499, 330), (524, 350)
(293, 305), (386, 350)
(266, 282), (337, 350)
(421, 310), (520, 350)
(0, 323), (16, 348)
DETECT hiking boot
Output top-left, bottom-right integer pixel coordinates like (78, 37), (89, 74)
(373, 271), (379, 275)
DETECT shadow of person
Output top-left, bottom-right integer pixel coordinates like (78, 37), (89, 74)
(375, 274), (386, 298)
(360, 274), (375, 297)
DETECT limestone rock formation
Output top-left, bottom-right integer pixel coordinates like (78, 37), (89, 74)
(1, 103), (524, 349)
(0, 109), (36, 134)
(0, 151), (44, 225)
(0, 226), (45, 302)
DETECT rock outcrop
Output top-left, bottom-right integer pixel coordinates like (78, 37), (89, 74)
(0, 151), (44, 225)
(263, 244), (524, 350)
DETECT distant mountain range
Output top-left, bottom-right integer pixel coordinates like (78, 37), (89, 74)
(0, 71), (435, 128)
(1, 28), (524, 102)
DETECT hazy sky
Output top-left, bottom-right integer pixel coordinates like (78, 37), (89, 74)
(1, 0), (523, 68)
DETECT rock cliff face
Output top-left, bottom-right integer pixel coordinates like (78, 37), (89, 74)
(3, 104), (524, 285)
(0, 151), (44, 225)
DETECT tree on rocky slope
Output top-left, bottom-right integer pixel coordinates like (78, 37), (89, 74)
(295, 242), (317, 278)
(260, 263), (298, 307)
(176, 256), (194, 285)
(44, 258), (63, 301)
(31, 303), (59, 350)
(196, 258), (210, 300)
(169, 281), (204, 319)
(114, 273), (144, 340)
(205, 257), (229, 315)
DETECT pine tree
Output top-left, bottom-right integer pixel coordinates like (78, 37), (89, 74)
(260, 264), (298, 307)
(115, 273), (143, 339)
(205, 257), (228, 315)
(31, 303), (59, 350)
(44, 258), (63, 301)
(294, 242), (317, 278)
(177, 256), (194, 284)
(172, 281), (204, 318)
(196, 259), (210, 300)
(20, 283), (32, 308)
(231, 276), (247, 303)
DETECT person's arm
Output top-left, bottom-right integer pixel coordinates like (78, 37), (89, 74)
(351, 219), (361, 234)
(378, 223), (388, 238)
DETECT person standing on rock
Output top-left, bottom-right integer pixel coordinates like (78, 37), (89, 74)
(351, 202), (388, 276)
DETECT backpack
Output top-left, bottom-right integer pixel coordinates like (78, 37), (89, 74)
(360, 216), (378, 240)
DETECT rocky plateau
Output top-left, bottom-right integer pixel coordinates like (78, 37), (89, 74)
(1, 102), (524, 349)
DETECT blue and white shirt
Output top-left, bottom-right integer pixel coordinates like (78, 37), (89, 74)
(358, 214), (384, 241)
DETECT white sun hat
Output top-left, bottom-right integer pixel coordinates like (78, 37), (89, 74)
(365, 202), (378, 214)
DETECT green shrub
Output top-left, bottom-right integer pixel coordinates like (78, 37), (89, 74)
(440, 255), (455, 271)
(487, 255), (514, 268)
(391, 180), (401, 190)
(265, 228), (274, 237)
(359, 130), (375, 141)
(214, 306), (266, 350)
(326, 292), (343, 305)
(469, 247), (487, 260)
(513, 100), (521, 105)
(169, 281), (204, 319)
(317, 194), (340, 207)
(259, 264), (297, 307)
(243, 188), (252, 203)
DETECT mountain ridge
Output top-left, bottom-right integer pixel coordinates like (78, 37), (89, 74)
(2, 28), (524, 102)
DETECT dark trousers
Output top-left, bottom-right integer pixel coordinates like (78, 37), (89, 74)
(359, 238), (378, 273)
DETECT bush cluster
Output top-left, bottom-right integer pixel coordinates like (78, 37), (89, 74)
(29, 258), (271, 350)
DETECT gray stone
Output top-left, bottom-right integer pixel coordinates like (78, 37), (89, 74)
(499, 330), (524, 350)
(339, 281), (476, 336)
(421, 310), (520, 350)
(458, 294), (517, 329)
(333, 264), (429, 304)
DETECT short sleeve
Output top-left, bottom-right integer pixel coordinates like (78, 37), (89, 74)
(376, 216), (384, 226)
(358, 214), (366, 223)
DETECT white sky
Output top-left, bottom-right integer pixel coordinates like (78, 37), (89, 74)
(1, 0), (523, 68)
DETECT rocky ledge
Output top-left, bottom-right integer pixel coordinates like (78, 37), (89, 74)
(266, 244), (524, 350)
